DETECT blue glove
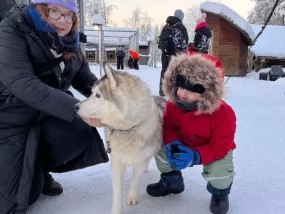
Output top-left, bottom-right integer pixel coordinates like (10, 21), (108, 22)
(166, 141), (201, 170)
(166, 141), (182, 162)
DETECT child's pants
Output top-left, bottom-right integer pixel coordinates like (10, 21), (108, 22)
(154, 144), (235, 190)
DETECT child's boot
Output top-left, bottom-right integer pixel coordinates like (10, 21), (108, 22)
(210, 194), (229, 214)
(146, 171), (184, 197)
(207, 182), (231, 214)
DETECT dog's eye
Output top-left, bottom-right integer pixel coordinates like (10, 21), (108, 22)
(95, 93), (101, 98)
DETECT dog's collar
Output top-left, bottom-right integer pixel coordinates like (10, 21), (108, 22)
(107, 124), (139, 154)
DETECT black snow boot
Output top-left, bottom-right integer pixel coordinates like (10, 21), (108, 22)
(210, 194), (229, 214)
(42, 172), (63, 196)
(146, 171), (184, 197)
(207, 182), (231, 214)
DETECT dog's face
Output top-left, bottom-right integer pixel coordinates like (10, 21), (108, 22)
(76, 63), (119, 120)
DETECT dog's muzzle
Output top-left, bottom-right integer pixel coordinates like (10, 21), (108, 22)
(74, 103), (81, 118)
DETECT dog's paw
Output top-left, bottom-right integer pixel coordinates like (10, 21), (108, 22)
(126, 196), (139, 206)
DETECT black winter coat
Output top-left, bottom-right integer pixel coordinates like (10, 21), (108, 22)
(116, 48), (125, 58)
(0, 0), (15, 21)
(159, 16), (189, 55)
(0, 5), (108, 213)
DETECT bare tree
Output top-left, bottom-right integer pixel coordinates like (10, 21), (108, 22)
(184, 3), (201, 42)
(122, 7), (142, 28)
(248, 0), (285, 25)
(139, 12), (153, 41)
(123, 7), (153, 41)
(184, 0), (218, 42)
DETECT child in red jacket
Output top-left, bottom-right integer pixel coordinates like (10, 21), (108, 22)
(146, 54), (236, 214)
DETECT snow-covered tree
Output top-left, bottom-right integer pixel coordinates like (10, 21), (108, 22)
(83, 0), (117, 26)
(184, 4), (201, 42)
(148, 24), (161, 67)
(122, 7), (142, 28)
(247, 0), (285, 25)
(184, 0), (218, 43)
(123, 7), (153, 41)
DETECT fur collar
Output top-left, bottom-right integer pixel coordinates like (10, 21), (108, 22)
(163, 54), (225, 114)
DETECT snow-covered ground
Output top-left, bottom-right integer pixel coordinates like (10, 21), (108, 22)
(27, 64), (285, 214)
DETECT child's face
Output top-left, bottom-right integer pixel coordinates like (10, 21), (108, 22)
(177, 87), (201, 103)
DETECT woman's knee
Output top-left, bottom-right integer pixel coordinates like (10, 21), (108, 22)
(40, 117), (95, 168)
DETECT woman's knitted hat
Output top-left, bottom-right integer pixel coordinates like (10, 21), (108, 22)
(33, 0), (77, 13)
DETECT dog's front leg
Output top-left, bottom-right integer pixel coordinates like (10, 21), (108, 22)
(111, 156), (126, 214)
(126, 161), (148, 206)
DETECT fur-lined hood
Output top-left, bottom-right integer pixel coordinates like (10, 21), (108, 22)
(163, 54), (225, 114)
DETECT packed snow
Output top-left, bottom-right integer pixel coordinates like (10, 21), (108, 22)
(27, 64), (285, 214)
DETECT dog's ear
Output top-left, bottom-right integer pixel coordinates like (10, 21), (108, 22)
(103, 62), (118, 88)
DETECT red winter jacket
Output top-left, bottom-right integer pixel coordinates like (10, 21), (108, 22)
(163, 100), (236, 164)
(129, 50), (140, 59)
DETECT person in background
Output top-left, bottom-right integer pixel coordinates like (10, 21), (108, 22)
(0, 0), (109, 213)
(186, 13), (224, 80)
(129, 49), (140, 70)
(158, 9), (189, 96)
(127, 55), (134, 69)
(116, 45), (125, 70)
(146, 54), (236, 214)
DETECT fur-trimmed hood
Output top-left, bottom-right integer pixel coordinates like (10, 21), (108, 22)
(163, 54), (225, 114)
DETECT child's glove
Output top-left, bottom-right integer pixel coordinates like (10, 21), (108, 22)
(166, 141), (201, 170)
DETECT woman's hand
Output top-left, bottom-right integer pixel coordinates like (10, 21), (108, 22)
(82, 118), (103, 127)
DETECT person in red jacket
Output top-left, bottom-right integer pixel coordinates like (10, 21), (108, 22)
(146, 54), (236, 214)
(187, 13), (224, 80)
(129, 49), (140, 70)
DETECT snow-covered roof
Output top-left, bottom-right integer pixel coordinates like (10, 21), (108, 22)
(250, 24), (285, 58)
(201, 2), (255, 43)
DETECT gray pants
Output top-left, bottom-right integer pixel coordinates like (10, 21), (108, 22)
(154, 145), (235, 190)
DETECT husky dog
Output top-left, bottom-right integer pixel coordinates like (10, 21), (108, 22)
(76, 63), (164, 214)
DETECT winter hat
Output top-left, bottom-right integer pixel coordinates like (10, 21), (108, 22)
(163, 54), (225, 114)
(174, 9), (184, 21)
(196, 13), (207, 28)
(33, 0), (77, 13)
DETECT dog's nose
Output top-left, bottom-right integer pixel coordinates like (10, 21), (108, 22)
(74, 104), (80, 112)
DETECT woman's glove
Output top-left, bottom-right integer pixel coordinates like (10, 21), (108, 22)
(166, 141), (201, 170)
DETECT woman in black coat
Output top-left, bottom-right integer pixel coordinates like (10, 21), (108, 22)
(0, 1), (109, 213)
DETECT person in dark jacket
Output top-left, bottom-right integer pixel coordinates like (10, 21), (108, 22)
(116, 46), (125, 70)
(127, 56), (134, 69)
(0, 0), (109, 213)
(158, 9), (189, 96)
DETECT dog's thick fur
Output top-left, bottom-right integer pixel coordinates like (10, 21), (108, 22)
(76, 63), (164, 214)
